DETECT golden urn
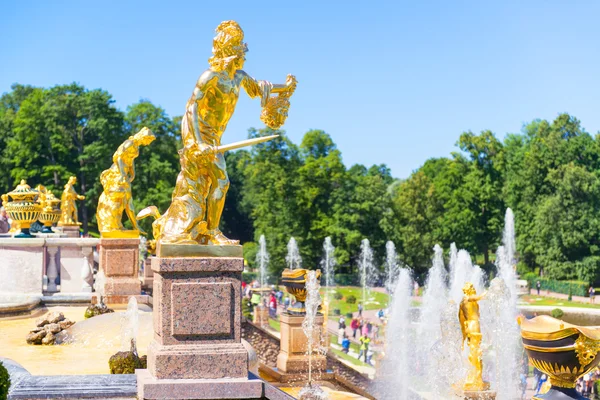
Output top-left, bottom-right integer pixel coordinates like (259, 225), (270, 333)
(38, 192), (61, 233)
(281, 268), (321, 314)
(2, 180), (43, 238)
(521, 315), (600, 400)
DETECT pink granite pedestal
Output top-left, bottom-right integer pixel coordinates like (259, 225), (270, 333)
(98, 238), (141, 304)
(137, 248), (263, 399)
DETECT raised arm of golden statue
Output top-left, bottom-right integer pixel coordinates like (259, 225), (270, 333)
(58, 176), (85, 226)
(138, 20), (296, 248)
(97, 127), (156, 238)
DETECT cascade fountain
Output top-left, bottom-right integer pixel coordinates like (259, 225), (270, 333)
(376, 239), (520, 399)
(358, 238), (376, 307)
(384, 241), (400, 298)
(286, 237), (302, 270)
(449, 242), (458, 281)
(120, 297), (139, 352)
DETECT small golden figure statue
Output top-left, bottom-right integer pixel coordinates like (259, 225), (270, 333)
(141, 20), (296, 246)
(58, 176), (85, 226)
(459, 282), (491, 394)
(96, 127), (156, 237)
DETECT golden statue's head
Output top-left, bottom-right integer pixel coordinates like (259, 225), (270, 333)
(208, 20), (248, 72)
(131, 127), (156, 147)
(462, 282), (476, 296)
(68, 176), (77, 185)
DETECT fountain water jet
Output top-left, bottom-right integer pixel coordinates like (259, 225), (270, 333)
(384, 241), (400, 299)
(256, 235), (270, 290)
(286, 237), (302, 270)
(298, 270), (327, 400)
(358, 239), (376, 307)
(376, 267), (413, 398)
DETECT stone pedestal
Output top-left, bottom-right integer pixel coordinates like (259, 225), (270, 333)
(46, 238), (98, 294)
(0, 238), (45, 296)
(253, 304), (269, 326)
(99, 238), (141, 303)
(276, 312), (327, 374)
(138, 245), (261, 399)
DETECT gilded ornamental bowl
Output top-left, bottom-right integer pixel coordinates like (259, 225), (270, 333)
(38, 193), (61, 233)
(281, 268), (321, 315)
(521, 315), (600, 400)
(2, 180), (42, 238)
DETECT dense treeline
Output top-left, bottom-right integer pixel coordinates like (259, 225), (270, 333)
(1, 83), (599, 283)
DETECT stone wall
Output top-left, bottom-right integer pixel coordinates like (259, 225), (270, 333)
(241, 319), (372, 393)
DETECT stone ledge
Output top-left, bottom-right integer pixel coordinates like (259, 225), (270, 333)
(156, 243), (242, 258)
(151, 257), (244, 273)
(137, 369), (263, 400)
(45, 238), (100, 247)
(0, 238), (45, 247)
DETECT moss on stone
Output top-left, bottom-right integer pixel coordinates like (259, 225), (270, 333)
(84, 303), (115, 319)
(0, 361), (10, 400)
(108, 351), (144, 374)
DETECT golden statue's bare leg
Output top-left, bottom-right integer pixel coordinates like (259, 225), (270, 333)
(206, 154), (238, 245)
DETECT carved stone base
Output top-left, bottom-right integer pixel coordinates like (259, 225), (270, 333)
(58, 226), (80, 238)
(136, 369), (264, 400)
(463, 390), (497, 400)
(276, 312), (326, 374)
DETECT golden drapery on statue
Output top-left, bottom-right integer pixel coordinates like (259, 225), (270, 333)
(459, 282), (490, 393)
(58, 176), (85, 226)
(96, 127), (155, 237)
(139, 20), (296, 246)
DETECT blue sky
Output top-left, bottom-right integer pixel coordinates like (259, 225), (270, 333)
(2, 1), (599, 178)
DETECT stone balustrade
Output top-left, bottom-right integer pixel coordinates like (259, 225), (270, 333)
(0, 237), (100, 298)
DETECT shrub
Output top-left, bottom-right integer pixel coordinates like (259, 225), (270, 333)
(345, 312), (353, 319)
(0, 361), (9, 400)
(523, 276), (588, 297)
(333, 291), (343, 300)
(551, 308), (564, 319)
(346, 294), (357, 304)
(333, 309), (341, 316)
(241, 299), (253, 319)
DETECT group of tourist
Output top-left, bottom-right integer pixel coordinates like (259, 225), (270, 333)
(242, 281), (285, 319)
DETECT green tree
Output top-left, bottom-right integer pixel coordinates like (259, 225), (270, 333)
(124, 100), (181, 233)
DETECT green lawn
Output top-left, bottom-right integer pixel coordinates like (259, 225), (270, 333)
(520, 295), (600, 309)
(321, 287), (389, 316)
(268, 318), (280, 331)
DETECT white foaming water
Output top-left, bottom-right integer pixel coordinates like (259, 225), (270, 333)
(120, 296), (139, 351)
(450, 250), (475, 304)
(376, 267), (413, 398)
(449, 243), (458, 279)
(299, 270), (326, 399)
(256, 235), (270, 289)
(358, 238), (377, 306)
(286, 237), (302, 270)
(384, 241), (400, 298)
(486, 208), (522, 400)
(418, 245), (449, 359)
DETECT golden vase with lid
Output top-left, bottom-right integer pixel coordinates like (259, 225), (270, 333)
(2, 180), (43, 238)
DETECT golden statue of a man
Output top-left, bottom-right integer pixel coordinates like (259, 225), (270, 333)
(58, 176), (85, 226)
(459, 282), (489, 392)
(150, 20), (296, 245)
(97, 127), (155, 236)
